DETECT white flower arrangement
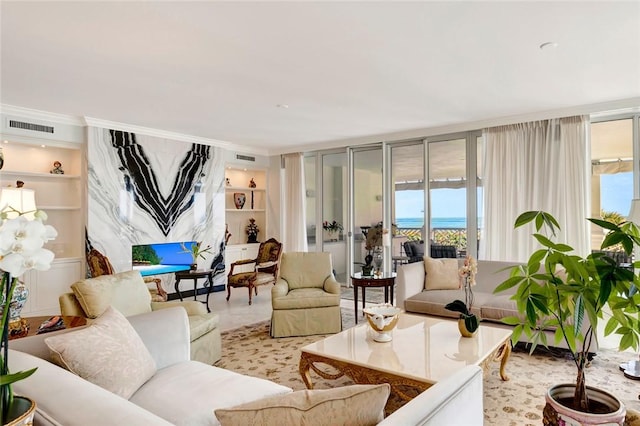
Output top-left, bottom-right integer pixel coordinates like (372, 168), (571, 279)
(0, 206), (57, 422)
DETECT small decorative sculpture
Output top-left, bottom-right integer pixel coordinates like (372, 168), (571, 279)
(225, 178), (231, 186)
(50, 161), (64, 174)
(363, 304), (402, 342)
(249, 178), (256, 188)
(246, 218), (259, 244)
(233, 192), (246, 209)
(225, 223), (232, 245)
(16, 180), (24, 188)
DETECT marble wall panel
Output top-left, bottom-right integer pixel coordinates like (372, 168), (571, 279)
(86, 127), (225, 287)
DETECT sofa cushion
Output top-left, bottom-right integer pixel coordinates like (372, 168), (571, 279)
(272, 288), (340, 310)
(423, 257), (459, 290)
(130, 361), (292, 426)
(71, 270), (152, 318)
(45, 306), (157, 399)
(9, 349), (173, 426)
(479, 294), (522, 322)
(214, 384), (390, 426)
(405, 289), (492, 319)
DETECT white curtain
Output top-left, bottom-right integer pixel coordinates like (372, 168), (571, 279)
(282, 153), (308, 252)
(480, 116), (590, 262)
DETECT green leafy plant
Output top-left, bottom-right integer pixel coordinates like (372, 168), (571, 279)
(180, 241), (213, 264)
(494, 211), (639, 412)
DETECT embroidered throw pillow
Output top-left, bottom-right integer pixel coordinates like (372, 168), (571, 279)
(214, 384), (390, 426)
(45, 306), (156, 399)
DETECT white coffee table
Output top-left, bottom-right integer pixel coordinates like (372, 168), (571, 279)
(299, 313), (511, 409)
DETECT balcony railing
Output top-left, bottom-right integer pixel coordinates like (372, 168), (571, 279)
(396, 227), (471, 253)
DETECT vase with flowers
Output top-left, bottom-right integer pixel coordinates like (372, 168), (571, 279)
(322, 220), (343, 242)
(1, 207), (57, 424)
(180, 241), (213, 271)
(445, 255), (479, 337)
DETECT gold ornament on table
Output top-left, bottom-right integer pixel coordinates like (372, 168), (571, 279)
(445, 255), (478, 337)
(180, 241), (213, 271)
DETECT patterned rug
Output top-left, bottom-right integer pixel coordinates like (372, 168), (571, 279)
(216, 311), (640, 425)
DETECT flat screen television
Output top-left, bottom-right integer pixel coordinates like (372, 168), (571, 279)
(132, 241), (196, 276)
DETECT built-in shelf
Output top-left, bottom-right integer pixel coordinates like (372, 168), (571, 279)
(225, 186), (266, 192)
(225, 167), (267, 247)
(38, 205), (82, 211)
(0, 170), (81, 179)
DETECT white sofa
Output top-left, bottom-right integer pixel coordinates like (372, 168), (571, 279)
(396, 258), (597, 352)
(9, 307), (484, 425)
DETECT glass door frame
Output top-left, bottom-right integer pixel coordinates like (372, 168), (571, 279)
(424, 130), (481, 259)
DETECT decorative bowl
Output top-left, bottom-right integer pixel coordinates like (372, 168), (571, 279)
(363, 303), (402, 342)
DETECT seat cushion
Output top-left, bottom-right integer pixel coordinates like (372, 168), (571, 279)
(44, 306), (157, 399)
(130, 361), (292, 426)
(254, 271), (276, 286)
(71, 270), (152, 318)
(272, 288), (340, 310)
(227, 272), (256, 287)
(214, 384), (390, 426)
(404, 289), (492, 319)
(188, 313), (219, 341)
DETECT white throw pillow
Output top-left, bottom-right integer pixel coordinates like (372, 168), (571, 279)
(423, 257), (460, 290)
(214, 384), (390, 426)
(45, 306), (156, 399)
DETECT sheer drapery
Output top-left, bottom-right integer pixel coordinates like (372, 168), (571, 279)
(282, 153), (308, 252)
(480, 116), (590, 262)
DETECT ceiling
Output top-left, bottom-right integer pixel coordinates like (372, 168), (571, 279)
(1, 1), (639, 154)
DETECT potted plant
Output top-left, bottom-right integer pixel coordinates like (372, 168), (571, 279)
(322, 220), (343, 241)
(1, 208), (57, 424)
(180, 241), (213, 270)
(445, 255), (479, 337)
(495, 211), (639, 425)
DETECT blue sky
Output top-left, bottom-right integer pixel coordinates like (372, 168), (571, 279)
(601, 172), (632, 215)
(396, 173), (632, 219)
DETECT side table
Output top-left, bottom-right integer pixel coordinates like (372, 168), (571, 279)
(351, 272), (396, 324)
(174, 269), (214, 312)
(9, 316), (87, 340)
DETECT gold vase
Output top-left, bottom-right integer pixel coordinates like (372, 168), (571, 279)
(458, 318), (478, 338)
(5, 396), (36, 426)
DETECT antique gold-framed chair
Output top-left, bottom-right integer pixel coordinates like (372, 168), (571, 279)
(86, 248), (168, 302)
(226, 238), (283, 305)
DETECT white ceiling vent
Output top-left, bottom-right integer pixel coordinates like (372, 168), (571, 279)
(9, 119), (54, 134)
(236, 154), (255, 162)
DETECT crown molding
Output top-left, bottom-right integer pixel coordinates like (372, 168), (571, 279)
(83, 117), (270, 156)
(274, 97), (640, 155)
(0, 104), (85, 126)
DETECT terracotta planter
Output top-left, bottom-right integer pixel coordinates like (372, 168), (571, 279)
(457, 318), (477, 338)
(4, 396), (36, 426)
(543, 383), (626, 426)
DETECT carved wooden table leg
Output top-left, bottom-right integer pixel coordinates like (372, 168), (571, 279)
(495, 341), (512, 381)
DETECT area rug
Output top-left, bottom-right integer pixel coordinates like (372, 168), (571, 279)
(216, 314), (640, 425)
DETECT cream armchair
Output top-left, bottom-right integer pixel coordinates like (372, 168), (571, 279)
(270, 252), (342, 338)
(59, 270), (221, 364)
